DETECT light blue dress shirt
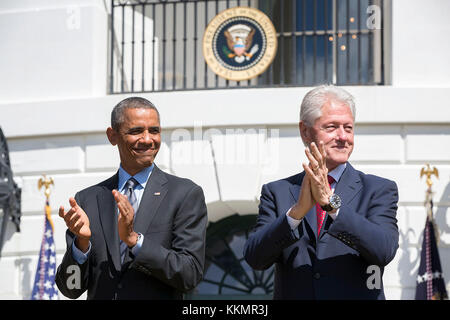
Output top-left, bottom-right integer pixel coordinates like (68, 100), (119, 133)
(72, 163), (154, 264)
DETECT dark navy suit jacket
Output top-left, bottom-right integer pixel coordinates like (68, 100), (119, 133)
(244, 163), (399, 299)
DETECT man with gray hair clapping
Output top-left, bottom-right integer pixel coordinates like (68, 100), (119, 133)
(244, 85), (399, 300)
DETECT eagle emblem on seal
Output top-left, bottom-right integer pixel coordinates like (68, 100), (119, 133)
(223, 24), (259, 63)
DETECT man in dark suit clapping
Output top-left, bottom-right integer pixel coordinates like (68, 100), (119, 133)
(244, 85), (399, 299)
(56, 97), (207, 300)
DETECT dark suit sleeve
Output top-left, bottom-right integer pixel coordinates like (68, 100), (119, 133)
(327, 179), (399, 267)
(244, 183), (299, 270)
(55, 193), (90, 299)
(132, 185), (207, 292)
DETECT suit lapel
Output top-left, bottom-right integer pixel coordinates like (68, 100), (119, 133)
(319, 163), (362, 239)
(289, 172), (318, 240)
(97, 173), (121, 271)
(133, 165), (169, 235)
(305, 206), (318, 240)
(333, 163), (362, 207)
(288, 173), (302, 204)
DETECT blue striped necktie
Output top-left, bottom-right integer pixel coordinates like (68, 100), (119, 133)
(120, 177), (139, 264)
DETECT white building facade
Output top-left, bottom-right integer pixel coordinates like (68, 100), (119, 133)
(0, 0), (449, 299)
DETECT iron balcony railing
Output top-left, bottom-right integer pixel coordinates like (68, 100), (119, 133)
(110, 0), (386, 93)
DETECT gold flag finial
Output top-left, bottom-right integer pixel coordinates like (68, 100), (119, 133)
(38, 175), (54, 200)
(420, 163), (439, 189)
(420, 164), (440, 243)
(38, 175), (55, 231)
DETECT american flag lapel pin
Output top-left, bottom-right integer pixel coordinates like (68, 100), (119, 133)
(154, 192), (161, 196)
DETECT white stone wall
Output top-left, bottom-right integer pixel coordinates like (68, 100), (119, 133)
(391, 0), (450, 86)
(0, 0), (449, 300)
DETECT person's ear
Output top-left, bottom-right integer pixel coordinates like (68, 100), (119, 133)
(106, 127), (118, 146)
(299, 121), (310, 144)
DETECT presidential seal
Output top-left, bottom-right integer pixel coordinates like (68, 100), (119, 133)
(203, 7), (277, 81)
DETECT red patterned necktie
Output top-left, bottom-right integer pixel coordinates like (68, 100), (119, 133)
(316, 175), (335, 235)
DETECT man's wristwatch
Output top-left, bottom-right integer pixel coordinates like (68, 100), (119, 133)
(128, 232), (142, 249)
(321, 194), (342, 212)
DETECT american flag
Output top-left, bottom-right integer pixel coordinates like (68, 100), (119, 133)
(415, 197), (448, 300)
(31, 200), (59, 300)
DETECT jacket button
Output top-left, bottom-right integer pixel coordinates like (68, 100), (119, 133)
(313, 272), (320, 280)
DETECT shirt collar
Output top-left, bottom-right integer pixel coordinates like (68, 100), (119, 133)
(328, 162), (347, 184)
(118, 163), (155, 192)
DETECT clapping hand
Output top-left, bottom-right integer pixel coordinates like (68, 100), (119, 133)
(59, 197), (91, 252)
(303, 141), (332, 206)
(112, 190), (139, 247)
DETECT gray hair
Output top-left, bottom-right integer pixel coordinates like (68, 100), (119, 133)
(300, 85), (356, 127)
(111, 97), (160, 130)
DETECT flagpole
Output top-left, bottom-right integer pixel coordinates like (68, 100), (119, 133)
(30, 174), (59, 300)
(422, 164), (437, 300)
(415, 164), (448, 300)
